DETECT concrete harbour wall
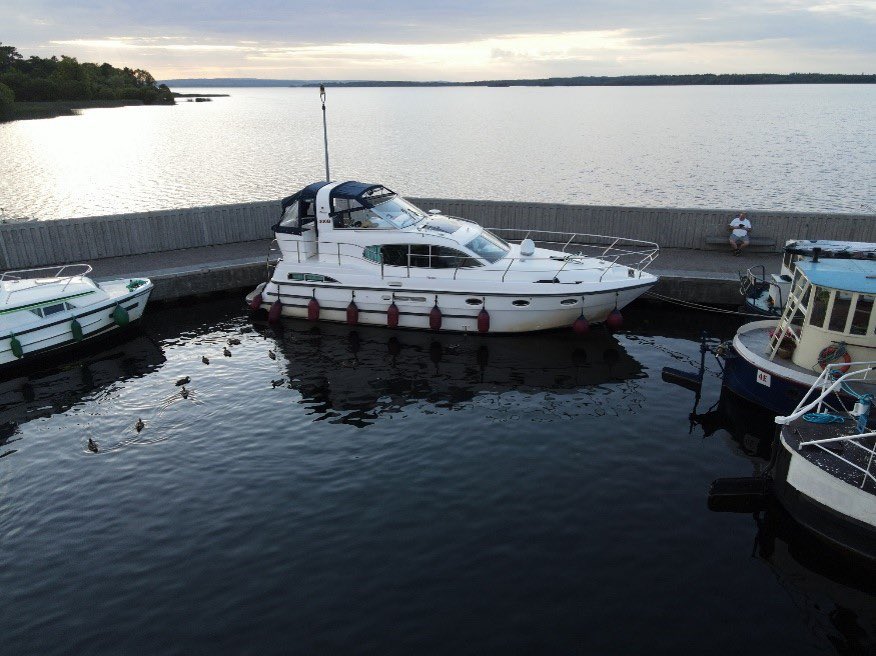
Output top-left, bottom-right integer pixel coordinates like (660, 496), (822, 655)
(1, 197), (873, 271)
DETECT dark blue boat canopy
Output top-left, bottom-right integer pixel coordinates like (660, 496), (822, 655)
(330, 181), (395, 204)
(280, 180), (331, 211)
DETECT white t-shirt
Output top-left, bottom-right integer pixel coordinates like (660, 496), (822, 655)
(730, 217), (751, 238)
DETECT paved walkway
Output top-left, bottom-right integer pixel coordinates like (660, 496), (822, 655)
(89, 239), (779, 282)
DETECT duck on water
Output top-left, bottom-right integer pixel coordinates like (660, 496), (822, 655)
(246, 181), (659, 333)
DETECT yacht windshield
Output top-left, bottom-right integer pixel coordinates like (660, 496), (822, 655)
(368, 196), (428, 228)
(465, 230), (510, 264)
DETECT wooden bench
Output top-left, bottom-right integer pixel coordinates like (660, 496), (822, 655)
(704, 236), (776, 250)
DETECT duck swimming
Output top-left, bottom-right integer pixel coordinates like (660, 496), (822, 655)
(135, 418), (145, 432)
(87, 438), (99, 453)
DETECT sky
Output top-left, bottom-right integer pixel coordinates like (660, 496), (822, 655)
(2, 1), (875, 80)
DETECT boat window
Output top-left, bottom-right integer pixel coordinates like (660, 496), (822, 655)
(368, 196), (427, 229)
(288, 273), (338, 283)
(809, 287), (830, 328)
(828, 290), (853, 332)
(465, 231), (510, 264)
(30, 308), (43, 318)
(850, 294), (874, 335)
(431, 246), (481, 269)
(279, 204), (299, 228)
(373, 244), (482, 268)
(333, 195), (427, 230)
(409, 244), (430, 268)
(363, 245), (381, 263)
(380, 245), (410, 267)
(42, 303), (67, 317)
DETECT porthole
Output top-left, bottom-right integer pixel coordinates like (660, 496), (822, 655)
(560, 298), (578, 306)
(466, 298), (483, 306)
(512, 299), (530, 307)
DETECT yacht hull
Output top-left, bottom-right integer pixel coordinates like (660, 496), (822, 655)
(249, 278), (655, 333)
(1, 285), (152, 372)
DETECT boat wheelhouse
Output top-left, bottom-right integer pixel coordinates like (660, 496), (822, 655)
(740, 240), (876, 317)
(723, 257), (876, 415)
(246, 181), (660, 333)
(1, 265), (153, 372)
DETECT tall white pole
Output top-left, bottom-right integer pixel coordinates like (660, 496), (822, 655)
(320, 85), (330, 182)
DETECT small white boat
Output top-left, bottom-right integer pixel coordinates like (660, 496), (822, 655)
(1, 264), (153, 372)
(774, 364), (876, 562)
(246, 181), (659, 333)
(740, 240), (876, 317)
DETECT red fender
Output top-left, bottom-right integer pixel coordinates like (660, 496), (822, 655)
(249, 292), (263, 311)
(346, 300), (359, 326)
(268, 299), (282, 323)
(307, 297), (320, 321)
(572, 314), (590, 335)
(605, 309), (623, 331)
(387, 302), (400, 328)
(477, 307), (490, 333)
(429, 304), (442, 331)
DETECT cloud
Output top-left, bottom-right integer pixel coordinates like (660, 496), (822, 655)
(2, 0), (873, 79)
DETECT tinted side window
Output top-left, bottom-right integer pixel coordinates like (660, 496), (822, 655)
(432, 246), (481, 268)
(380, 245), (409, 267)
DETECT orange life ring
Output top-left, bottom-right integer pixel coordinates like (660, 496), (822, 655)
(818, 345), (851, 374)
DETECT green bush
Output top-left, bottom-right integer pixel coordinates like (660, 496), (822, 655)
(0, 81), (14, 116)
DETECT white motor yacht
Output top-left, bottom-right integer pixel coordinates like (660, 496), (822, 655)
(246, 181), (659, 333)
(1, 265), (153, 372)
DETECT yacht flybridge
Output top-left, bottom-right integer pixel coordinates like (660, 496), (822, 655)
(1, 265), (152, 371)
(246, 181), (660, 333)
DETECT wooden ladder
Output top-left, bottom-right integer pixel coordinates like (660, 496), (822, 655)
(768, 275), (810, 360)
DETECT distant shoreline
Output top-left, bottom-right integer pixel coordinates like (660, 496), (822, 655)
(0, 99), (150, 122)
(162, 73), (876, 88)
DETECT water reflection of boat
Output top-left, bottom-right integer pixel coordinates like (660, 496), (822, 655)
(0, 332), (165, 456)
(750, 506), (876, 654)
(254, 319), (645, 425)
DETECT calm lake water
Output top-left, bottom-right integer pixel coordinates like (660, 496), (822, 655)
(1, 296), (873, 654)
(1, 85), (874, 220)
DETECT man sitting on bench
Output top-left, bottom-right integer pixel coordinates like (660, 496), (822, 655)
(728, 212), (751, 256)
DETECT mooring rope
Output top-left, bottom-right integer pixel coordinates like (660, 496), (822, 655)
(644, 291), (769, 318)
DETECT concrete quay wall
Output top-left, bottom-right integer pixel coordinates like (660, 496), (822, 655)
(1, 197), (873, 271)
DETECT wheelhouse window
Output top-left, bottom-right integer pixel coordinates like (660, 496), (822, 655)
(809, 287), (830, 328)
(828, 290), (853, 332)
(465, 231), (510, 264)
(365, 244), (482, 268)
(850, 294), (874, 335)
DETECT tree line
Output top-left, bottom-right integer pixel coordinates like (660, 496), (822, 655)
(0, 42), (173, 115)
(309, 72), (875, 88)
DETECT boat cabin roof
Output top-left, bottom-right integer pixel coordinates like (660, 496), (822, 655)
(797, 259), (876, 294)
(280, 180), (395, 212)
(785, 239), (876, 258)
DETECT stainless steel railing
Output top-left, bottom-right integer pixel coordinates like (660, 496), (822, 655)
(776, 362), (876, 491)
(272, 227), (659, 285)
(1, 264), (95, 302)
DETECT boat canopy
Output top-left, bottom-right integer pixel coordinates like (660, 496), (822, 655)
(785, 240), (876, 258)
(280, 181), (331, 211)
(797, 259), (876, 295)
(329, 182), (395, 205)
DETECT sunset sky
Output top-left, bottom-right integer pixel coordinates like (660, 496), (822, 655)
(2, 1), (874, 80)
